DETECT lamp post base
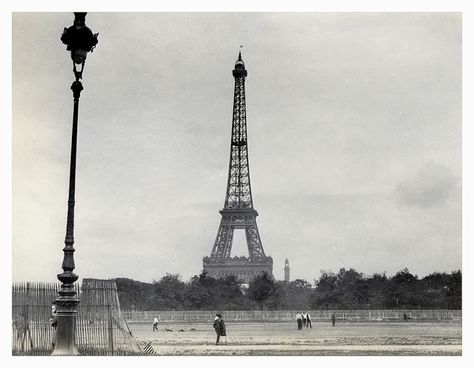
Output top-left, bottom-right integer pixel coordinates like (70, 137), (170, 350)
(51, 298), (80, 356)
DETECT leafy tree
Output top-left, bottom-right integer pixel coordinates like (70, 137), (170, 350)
(387, 268), (419, 308)
(276, 279), (313, 309)
(152, 273), (187, 310)
(446, 270), (462, 309)
(114, 278), (155, 310)
(115, 268), (462, 311)
(185, 272), (251, 310)
(218, 275), (250, 309)
(185, 272), (215, 310)
(366, 273), (389, 309)
(311, 270), (338, 309)
(248, 272), (277, 310)
(335, 268), (368, 308)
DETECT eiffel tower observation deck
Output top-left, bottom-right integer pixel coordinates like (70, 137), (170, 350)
(203, 52), (273, 282)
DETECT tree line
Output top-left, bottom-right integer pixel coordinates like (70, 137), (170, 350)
(114, 268), (461, 311)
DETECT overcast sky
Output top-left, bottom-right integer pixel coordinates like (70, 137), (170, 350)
(12, 12), (461, 283)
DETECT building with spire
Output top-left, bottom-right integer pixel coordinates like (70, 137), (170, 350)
(284, 259), (290, 282)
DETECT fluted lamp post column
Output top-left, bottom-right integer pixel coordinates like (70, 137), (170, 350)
(52, 12), (98, 356)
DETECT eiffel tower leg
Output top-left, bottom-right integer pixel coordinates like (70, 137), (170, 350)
(210, 218), (233, 259)
(223, 226), (234, 258)
(245, 218), (265, 259)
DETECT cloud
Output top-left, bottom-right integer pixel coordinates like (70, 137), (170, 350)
(395, 162), (459, 208)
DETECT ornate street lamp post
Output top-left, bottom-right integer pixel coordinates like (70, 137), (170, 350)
(52, 12), (98, 356)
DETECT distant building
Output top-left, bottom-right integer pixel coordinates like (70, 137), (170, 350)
(284, 259), (290, 282)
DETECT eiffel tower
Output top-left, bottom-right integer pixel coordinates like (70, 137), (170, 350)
(203, 52), (273, 282)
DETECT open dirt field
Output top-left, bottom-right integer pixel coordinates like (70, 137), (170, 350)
(128, 320), (462, 356)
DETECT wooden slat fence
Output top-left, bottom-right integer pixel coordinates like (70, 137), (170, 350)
(122, 309), (462, 323)
(78, 278), (142, 355)
(12, 279), (142, 356)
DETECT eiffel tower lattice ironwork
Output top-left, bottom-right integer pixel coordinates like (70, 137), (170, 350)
(203, 52), (273, 282)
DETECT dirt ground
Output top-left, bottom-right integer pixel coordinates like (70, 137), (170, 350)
(128, 320), (462, 356)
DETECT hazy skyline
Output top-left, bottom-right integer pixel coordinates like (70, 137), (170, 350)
(12, 12), (461, 283)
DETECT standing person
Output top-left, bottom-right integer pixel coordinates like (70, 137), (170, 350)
(153, 317), (159, 332)
(50, 304), (58, 349)
(306, 311), (312, 328)
(219, 314), (227, 344)
(302, 312), (307, 328)
(331, 312), (336, 327)
(213, 313), (222, 345)
(296, 311), (303, 330)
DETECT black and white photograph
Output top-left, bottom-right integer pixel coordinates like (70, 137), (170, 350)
(1, 1), (472, 364)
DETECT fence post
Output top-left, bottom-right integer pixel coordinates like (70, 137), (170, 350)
(107, 305), (114, 355)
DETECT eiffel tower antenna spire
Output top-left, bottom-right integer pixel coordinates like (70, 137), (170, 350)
(203, 52), (273, 282)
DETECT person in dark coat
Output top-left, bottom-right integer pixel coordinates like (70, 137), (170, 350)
(213, 313), (226, 344)
(331, 313), (336, 327)
(219, 315), (227, 343)
(213, 314), (220, 344)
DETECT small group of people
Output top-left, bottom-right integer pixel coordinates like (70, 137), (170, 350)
(295, 311), (312, 330)
(295, 311), (337, 329)
(213, 313), (227, 345)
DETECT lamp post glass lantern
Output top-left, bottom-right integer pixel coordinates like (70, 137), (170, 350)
(52, 12), (98, 356)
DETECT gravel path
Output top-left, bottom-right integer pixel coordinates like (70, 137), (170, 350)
(128, 320), (462, 356)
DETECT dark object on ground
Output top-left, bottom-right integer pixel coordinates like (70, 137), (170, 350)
(142, 341), (156, 355)
(165, 328), (173, 332)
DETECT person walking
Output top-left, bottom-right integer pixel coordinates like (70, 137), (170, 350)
(213, 313), (227, 344)
(152, 317), (159, 332)
(296, 311), (303, 330)
(213, 314), (220, 344)
(302, 313), (307, 328)
(331, 312), (336, 327)
(305, 311), (312, 328)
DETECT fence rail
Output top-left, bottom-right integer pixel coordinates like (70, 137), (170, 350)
(12, 280), (142, 356)
(122, 309), (462, 323)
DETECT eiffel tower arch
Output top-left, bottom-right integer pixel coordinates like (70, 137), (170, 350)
(203, 52), (273, 282)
